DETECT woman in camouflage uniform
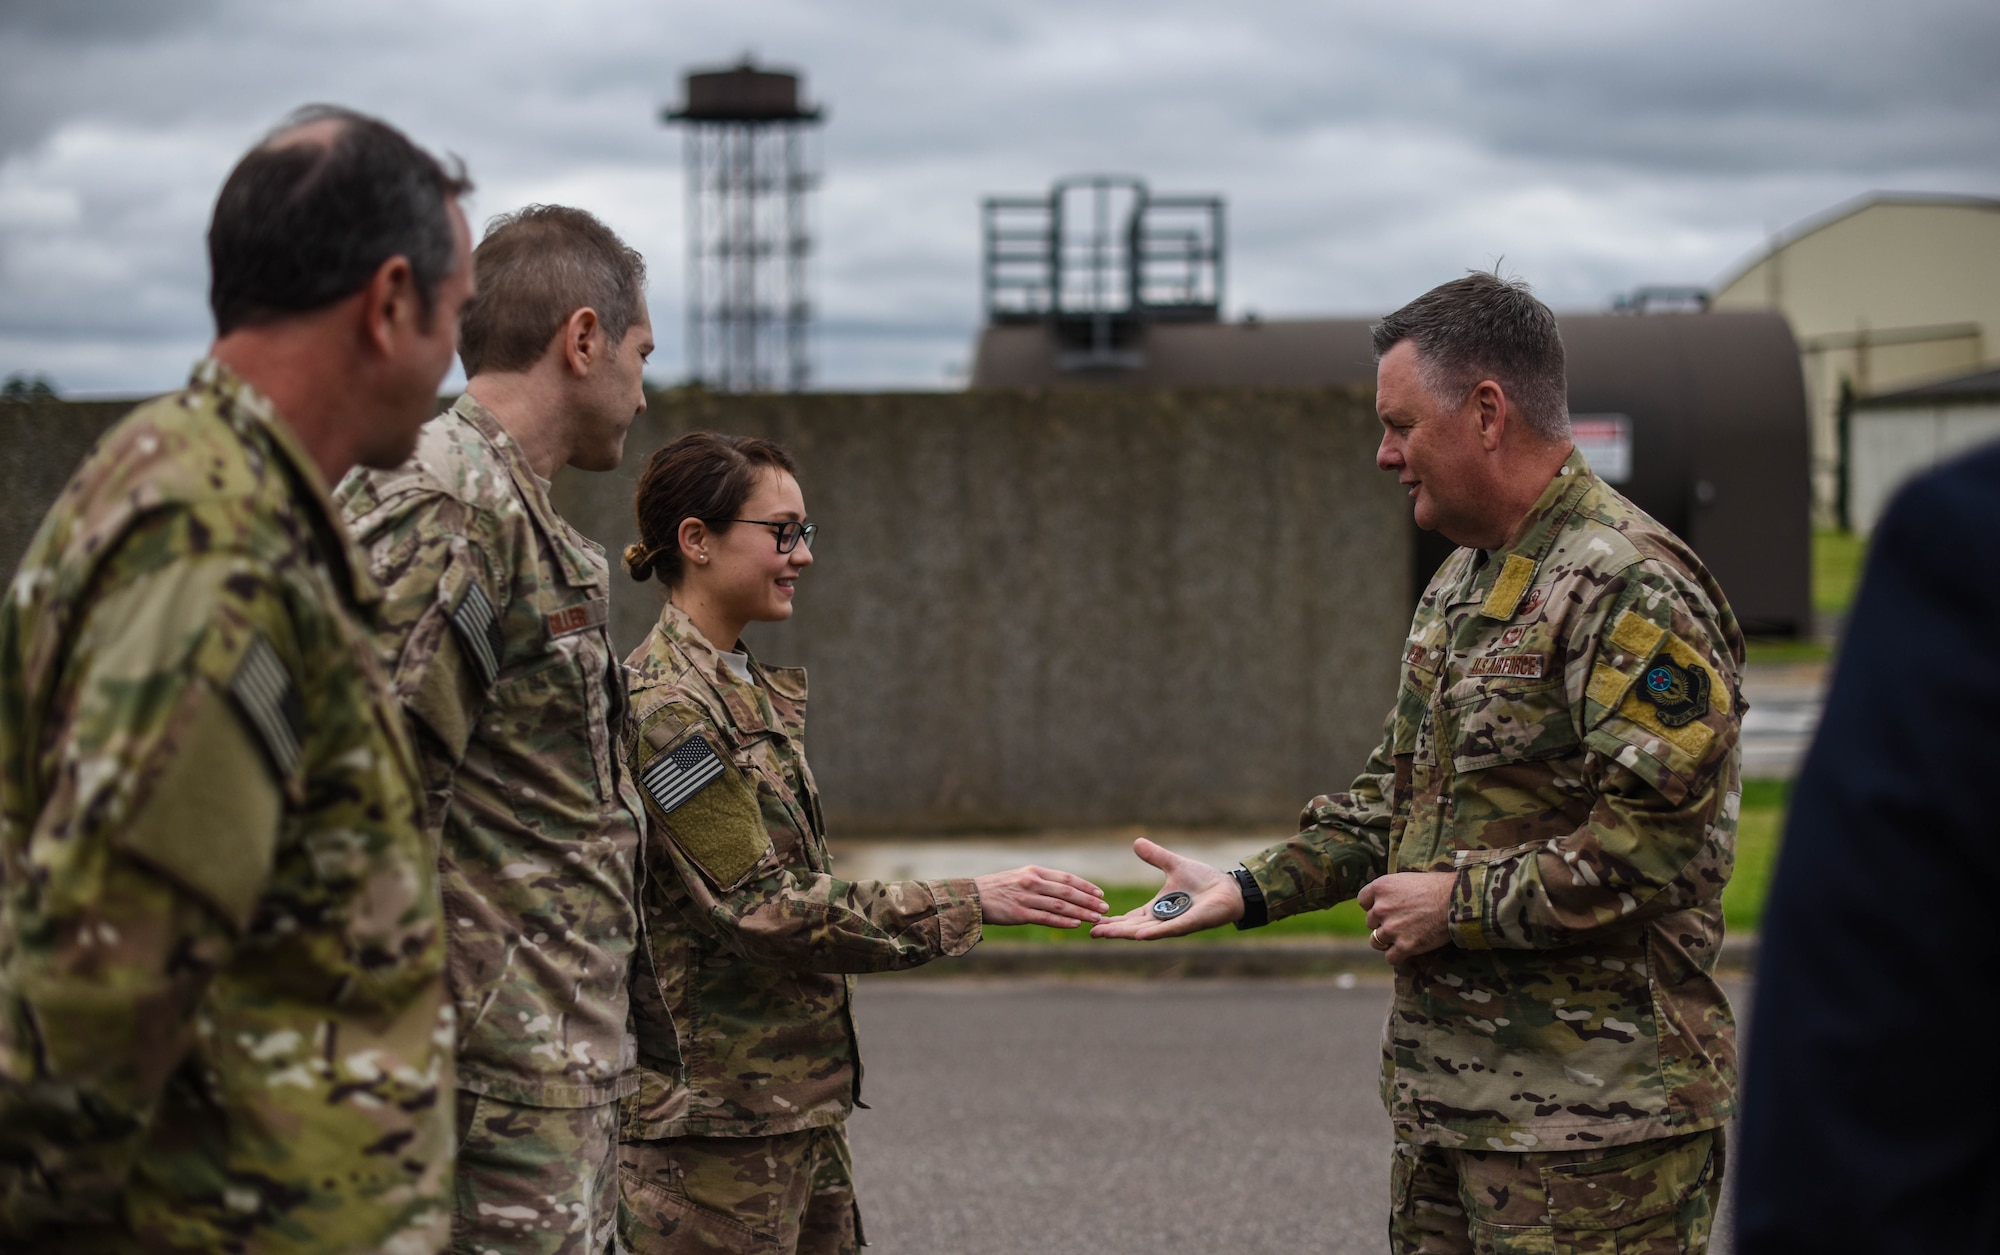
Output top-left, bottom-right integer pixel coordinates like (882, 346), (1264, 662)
(615, 433), (1105, 1254)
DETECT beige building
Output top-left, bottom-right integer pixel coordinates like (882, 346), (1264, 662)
(1710, 192), (2000, 522)
(1847, 367), (2000, 534)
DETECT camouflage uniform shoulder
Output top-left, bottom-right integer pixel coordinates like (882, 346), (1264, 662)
(336, 405), (514, 548)
(1558, 475), (1744, 800)
(625, 621), (716, 735)
(1569, 473), (1718, 587)
(54, 383), (300, 560)
(1569, 473), (1738, 647)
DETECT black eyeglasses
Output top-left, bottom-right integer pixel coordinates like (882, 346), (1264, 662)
(708, 518), (818, 553)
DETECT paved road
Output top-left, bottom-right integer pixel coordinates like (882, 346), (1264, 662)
(848, 977), (1744, 1253)
(1738, 661), (1826, 781)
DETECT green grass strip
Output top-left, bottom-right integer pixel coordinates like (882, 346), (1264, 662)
(987, 779), (1791, 944)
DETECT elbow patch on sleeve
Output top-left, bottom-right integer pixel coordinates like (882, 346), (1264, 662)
(638, 727), (770, 892)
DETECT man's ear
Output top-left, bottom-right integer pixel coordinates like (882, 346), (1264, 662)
(1470, 379), (1508, 452)
(563, 307), (603, 378)
(362, 255), (419, 356)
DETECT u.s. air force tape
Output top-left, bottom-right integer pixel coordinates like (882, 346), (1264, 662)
(228, 634), (304, 779)
(450, 582), (503, 688)
(640, 732), (727, 815)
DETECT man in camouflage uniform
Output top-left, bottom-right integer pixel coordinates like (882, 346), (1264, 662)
(0, 107), (472, 1251)
(338, 205), (651, 1255)
(1096, 273), (1742, 1253)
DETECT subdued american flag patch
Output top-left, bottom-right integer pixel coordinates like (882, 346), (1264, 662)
(450, 582), (502, 688)
(229, 634), (304, 779)
(641, 733), (726, 815)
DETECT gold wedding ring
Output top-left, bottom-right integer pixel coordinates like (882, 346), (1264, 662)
(1370, 927), (1390, 951)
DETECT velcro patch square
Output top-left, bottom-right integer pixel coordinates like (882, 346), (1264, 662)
(640, 732), (726, 815)
(641, 732), (770, 889)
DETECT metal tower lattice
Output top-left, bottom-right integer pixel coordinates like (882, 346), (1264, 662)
(665, 60), (822, 392)
(984, 175), (1223, 371)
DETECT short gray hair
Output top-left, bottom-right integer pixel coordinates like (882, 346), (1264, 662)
(1370, 271), (1570, 442)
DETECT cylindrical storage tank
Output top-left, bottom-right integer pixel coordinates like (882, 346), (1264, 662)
(972, 311), (1812, 635)
(1558, 311), (1810, 636)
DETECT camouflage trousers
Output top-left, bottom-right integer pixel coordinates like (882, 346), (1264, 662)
(1389, 1127), (1725, 1254)
(618, 1124), (861, 1254)
(454, 1091), (622, 1255)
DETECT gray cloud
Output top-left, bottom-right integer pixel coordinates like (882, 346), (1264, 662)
(0, 0), (1995, 393)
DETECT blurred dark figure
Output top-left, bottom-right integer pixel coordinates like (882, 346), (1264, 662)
(1737, 445), (2000, 1253)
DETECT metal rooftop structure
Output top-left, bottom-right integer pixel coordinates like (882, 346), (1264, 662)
(664, 59), (822, 392)
(983, 176), (1224, 372)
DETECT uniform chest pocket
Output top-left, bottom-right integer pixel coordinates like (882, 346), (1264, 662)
(1440, 674), (1578, 774)
(487, 637), (614, 815)
(1394, 665), (1438, 757)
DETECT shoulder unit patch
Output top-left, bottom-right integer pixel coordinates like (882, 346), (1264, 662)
(229, 633), (305, 779)
(450, 581), (503, 688)
(1637, 657), (1710, 727)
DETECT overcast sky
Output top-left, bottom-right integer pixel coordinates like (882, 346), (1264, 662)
(2, 0), (1995, 395)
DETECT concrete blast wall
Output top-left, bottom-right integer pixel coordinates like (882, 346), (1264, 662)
(2, 388), (1411, 835)
(553, 388), (1408, 833)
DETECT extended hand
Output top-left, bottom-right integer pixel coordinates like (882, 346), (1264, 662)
(974, 866), (1109, 928)
(1356, 871), (1454, 964)
(1089, 838), (1244, 940)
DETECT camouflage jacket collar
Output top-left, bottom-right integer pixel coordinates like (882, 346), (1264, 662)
(448, 393), (603, 590)
(649, 600), (808, 742)
(189, 356), (379, 610)
(1447, 448), (1596, 618)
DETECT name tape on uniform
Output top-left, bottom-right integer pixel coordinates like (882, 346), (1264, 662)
(546, 598), (609, 640)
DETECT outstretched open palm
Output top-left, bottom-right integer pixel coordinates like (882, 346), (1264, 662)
(1089, 838), (1244, 940)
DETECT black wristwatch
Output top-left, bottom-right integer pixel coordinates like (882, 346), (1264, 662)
(1230, 867), (1268, 931)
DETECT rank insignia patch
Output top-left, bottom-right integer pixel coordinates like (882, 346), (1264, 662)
(1638, 658), (1709, 727)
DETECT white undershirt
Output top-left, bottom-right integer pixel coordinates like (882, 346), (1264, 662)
(719, 649), (753, 684)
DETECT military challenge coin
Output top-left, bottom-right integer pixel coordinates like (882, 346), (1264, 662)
(1150, 891), (1194, 921)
